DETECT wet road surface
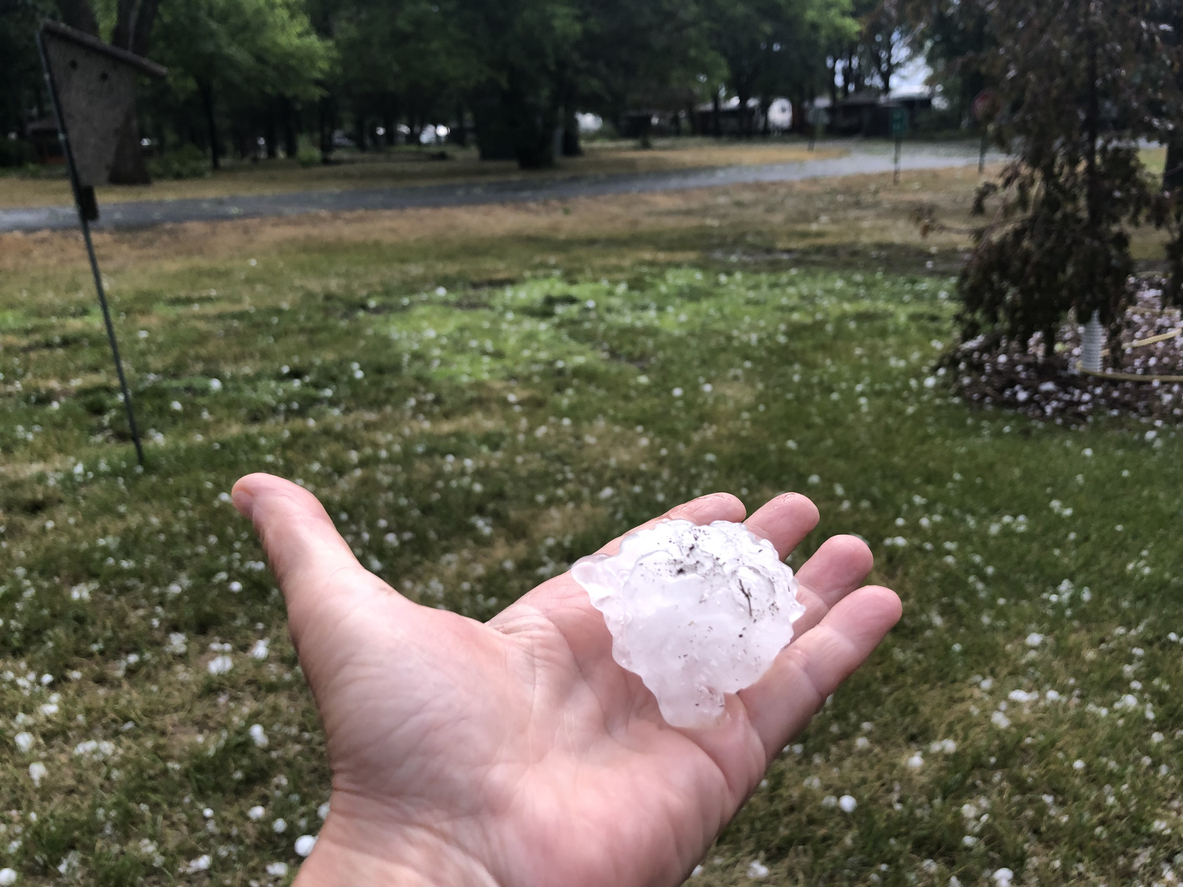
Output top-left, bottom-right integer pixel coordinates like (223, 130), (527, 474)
(0, 143), (1002, 234)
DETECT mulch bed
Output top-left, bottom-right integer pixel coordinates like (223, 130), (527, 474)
(942, 280), (1183, 425)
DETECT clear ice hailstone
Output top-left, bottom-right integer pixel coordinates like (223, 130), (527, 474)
(572, 519), (805, 728)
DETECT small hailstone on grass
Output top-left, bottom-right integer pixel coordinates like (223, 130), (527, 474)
(991, 711), (1011, 729)
(993, 868), (1014, 886)
(838, 795), (857, 813)
(1025, 633), (1044, 647)
(207, 655), (233, 676)
(14, 732), (33, 753)
(165, 633), (187, 655)
(184, 855), (211, 873)
(247, 806), (265, 821)
(294, 835), (317, 857)
(266, 862), (288, 877)
(209, 378), (223, 392)
(249, 725), (268, 748)
(0, 869), (16, 885)
(1073, 759), (1086, 771)
(272, 818), (287, 834)
(571, 519), (804, 729)
(906, 753), (924, 770)
(250, 639), (270, 660)
(28, 763), (47, 786)
(746, 860), (769, 879)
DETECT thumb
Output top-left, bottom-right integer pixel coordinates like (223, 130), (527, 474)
(231, 472), (399, 644)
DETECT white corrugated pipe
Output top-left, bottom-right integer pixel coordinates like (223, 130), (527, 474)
(1081, 311), (1103, 373)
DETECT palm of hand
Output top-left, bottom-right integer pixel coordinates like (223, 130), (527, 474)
(233, 475), (900, 887)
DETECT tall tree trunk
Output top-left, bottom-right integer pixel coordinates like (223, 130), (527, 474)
(1167, 9), (1183, 193)
(106, 0), (159, 183)
(1167, 140), (1183, 192)
(319, 95), (336, 164)
(561, 105), (581, 156)
(282, 98), (299, 158)
(355, 113), (367, 151)
(55, 0), (99, 35)
(264, 103), (278, 160)
(199, 80), (220, 171)
(1084, 26), (1100, 230)
(107, 105), (150, 184)
(736, 89), (752, 137)
(130, 0), (160, 57)
(451, 103), (468, 147)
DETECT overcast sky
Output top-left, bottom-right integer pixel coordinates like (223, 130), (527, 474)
(889, 54), (935, 96)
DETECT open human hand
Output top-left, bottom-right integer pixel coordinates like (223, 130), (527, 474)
(232, 473), (901, 887)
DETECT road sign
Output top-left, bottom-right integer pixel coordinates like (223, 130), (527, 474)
(889, 106), (907, 139)
(971, 89), (1001, 123)
(806, 105), (828, 151)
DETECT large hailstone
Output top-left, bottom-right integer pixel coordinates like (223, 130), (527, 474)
(571, 519), (806, 728)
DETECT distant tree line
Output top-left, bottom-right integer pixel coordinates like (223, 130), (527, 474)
(2, 0), (942, 178)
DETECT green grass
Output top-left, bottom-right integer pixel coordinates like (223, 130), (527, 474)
(1, 174), (1181, 886)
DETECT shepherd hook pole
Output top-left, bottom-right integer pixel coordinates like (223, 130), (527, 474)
(37, 27), (145, 465)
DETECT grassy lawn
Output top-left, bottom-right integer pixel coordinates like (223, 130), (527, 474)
(0, 166), (1179, 886)
(0, 138), (846, 210)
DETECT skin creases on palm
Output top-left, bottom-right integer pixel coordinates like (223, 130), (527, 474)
(232, 472), (901, 887)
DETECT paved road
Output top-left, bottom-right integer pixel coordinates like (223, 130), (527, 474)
(0, 143), (1002, 234)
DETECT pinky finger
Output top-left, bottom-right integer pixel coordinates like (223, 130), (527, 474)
(738, 586), (902, 760)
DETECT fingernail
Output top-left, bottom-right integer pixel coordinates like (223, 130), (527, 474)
(231, 487), (255, 519)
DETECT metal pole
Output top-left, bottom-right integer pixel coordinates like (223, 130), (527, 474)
(979, 129), (988, 174)
(894, 136), (902, 184)
(36, 26), (144, 465)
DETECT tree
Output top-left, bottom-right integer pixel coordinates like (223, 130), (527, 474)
(454, 0), (582, 167)
(0, 0), (56, 146)
(332, 0), (477, 152)
(904, 0), (993, 125)
(567, 0), (720, 149)
(859, 0), (916, 94)
(952, 0), (1183, 350)
(753, 0), (856, 131)
(702, 0), (856, 137)
(152, 0), (329, 170)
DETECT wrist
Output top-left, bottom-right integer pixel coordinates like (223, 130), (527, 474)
(293, 797), (500, 887)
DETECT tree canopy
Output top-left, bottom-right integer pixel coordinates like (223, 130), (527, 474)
(1, 0), (878, 172)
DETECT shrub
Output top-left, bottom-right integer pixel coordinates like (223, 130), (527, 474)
(296, 136), (321, 167)
(0, 138), (37, 168)
(147, 144), (210, 180)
